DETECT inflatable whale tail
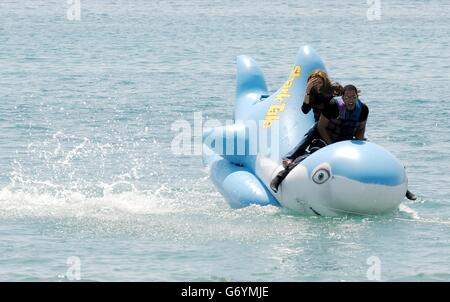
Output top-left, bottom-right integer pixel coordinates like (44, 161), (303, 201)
(235, 55), (269, 120)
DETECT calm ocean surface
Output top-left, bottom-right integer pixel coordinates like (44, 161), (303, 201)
(0, 0), (449, 281)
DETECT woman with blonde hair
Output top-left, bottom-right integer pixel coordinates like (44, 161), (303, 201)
(284, 70), (343, 162)
(271, 70), (343, 193)
(302, 70), (343, 121)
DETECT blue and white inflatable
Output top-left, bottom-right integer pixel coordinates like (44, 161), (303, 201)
(202, 46), (408, 216)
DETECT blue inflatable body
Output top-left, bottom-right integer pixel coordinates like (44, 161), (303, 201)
(203, 46), (408, 216)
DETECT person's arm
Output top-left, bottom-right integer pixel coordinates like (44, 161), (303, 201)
(303, 80), (315, 105)
(354, 121), (366, 140)
(302, 88), (313, 114)
(301, 102), (311, 114)
(303, 91), (311, 105)
(317, 114), (333, 145)
(355, 104), (369, 139)
(303, 78), (320, 110)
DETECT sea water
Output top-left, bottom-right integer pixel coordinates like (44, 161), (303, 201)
(0, 0), (449, 281)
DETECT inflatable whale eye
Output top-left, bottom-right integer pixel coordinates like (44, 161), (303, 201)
(312, 168), (330, 184)
(202, 46), (409, 216)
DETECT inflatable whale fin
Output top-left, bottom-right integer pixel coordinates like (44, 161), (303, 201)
(203, 127), (279, 208)
(292, 46), (326, 73)
(203, 123), (258, 167)
(209, 158), (279, 208)
(235, 55), (269, 120)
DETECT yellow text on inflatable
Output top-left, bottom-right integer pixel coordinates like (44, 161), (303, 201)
(263, 65), (301, 128)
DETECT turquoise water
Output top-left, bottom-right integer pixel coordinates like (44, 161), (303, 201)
(1, 0), (450, 281)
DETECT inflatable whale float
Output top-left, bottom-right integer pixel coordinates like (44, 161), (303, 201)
(202, 46), (408, 216)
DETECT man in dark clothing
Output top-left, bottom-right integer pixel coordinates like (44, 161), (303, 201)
(316, 85), (368, 144)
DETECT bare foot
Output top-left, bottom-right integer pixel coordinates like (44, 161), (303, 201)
(282, 159), (292, 168)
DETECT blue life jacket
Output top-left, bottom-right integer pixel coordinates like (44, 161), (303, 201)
(326, 97), (363, 142)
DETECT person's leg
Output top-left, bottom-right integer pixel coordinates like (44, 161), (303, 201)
(270, 155), (308, 193)
(270, 169), (290, 193)
(271, 138), (328, 193)
(406, 190), (417, 200)
(403, 165), (417, 201)
(283, 123), (318, 161)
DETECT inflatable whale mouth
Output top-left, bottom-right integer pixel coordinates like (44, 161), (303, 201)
(202, 46), (409, 216)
